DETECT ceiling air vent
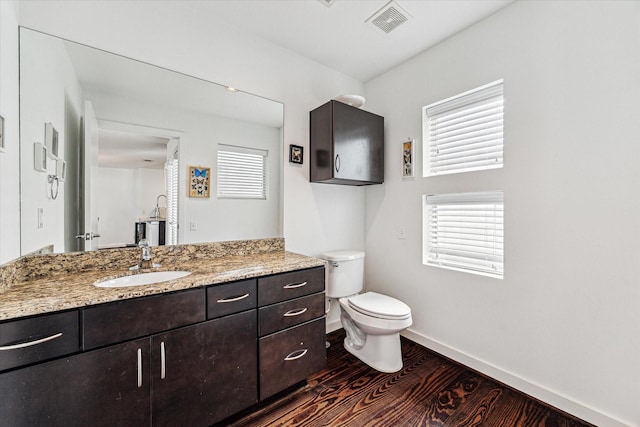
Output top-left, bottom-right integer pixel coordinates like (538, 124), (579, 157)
(366, 0), (412, 34)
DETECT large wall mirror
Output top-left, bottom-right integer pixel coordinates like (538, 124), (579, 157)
(20, 28), (283, 256)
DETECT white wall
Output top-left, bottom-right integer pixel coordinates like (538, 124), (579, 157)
(364, 2), (640, 426)
(0, 1), (21, 263)
(19, 28), (83, 255)
(96, 167), (165, 248)
(16, 0), (367, 259)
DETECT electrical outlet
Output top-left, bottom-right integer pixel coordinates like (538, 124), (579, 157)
(398, 226), (406, 239)
(190, 221), (197, 231)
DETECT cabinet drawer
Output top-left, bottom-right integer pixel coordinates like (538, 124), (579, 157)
(83, 288), (205, 350)
(259, 317), (326, 400)
(207, 279), (257, 319)
(0, 310), (79, 372)
(259, 293), (325, 337)
(258, 267), (325, 306)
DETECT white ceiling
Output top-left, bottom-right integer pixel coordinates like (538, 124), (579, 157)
(187, 0), (514, 82)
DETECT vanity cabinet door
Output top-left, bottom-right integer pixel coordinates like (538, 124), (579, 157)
(259, 317), (326, 400)
(83, 287), (205, 350)
(258, 292), (325, 337)
(0, 338), (151, 427)
(258, 266), (325, 306)
(0, 310), (79, 372)
(151, 310), (258, 427)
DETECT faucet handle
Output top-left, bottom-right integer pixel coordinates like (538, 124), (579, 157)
(138, 238), (150, 248)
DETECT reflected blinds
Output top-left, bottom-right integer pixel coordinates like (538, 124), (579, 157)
(165, 158), (179, 245)
(424, 191), (503, 279)
(423, 80), (503, 176)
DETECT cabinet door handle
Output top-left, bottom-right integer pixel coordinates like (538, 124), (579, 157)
(217, 293), (250, 303)
(284, 349), (308, 361)
(283, 281), (307, 289)
(160, 341), (166, 380)
(0, 332), (62, 351)
(335, 154), (341, 173)
(137, 348), (143, 388)
(283, 308), (308, 317)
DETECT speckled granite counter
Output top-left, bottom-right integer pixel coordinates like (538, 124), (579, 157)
(0, 238), (326, 321)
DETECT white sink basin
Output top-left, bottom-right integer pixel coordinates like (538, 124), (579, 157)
(94, 271), (192, 288)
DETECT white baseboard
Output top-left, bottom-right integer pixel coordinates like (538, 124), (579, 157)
(326, 319), (342, 333)
(400, 328), (631, 427)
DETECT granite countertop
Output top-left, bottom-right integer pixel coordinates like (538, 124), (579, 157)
(0, 247), (326, 322)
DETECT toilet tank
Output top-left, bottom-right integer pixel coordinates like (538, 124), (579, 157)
(321, 250), (365, 298)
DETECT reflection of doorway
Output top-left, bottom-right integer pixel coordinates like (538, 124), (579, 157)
(90, 120), (181, 250)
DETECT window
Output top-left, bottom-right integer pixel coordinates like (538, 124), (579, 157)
(423, 191), (503, 279)
(423, 80), (503, 176)
(164, 156), (179, 245)
(217, 144), (267, 199)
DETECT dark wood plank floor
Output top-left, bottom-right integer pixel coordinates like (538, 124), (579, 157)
(228, 329), (594, 427)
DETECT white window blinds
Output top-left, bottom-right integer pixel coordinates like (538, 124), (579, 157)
(424, 191), (503, 279)
(217, 144), (267, 199)
(164, 158), (179, 245)
(423, 80), (503, 176)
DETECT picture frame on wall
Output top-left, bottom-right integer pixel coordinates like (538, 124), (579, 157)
(289, 144), (303, 164)
(189, 166), (210, 198)
(402, 138), (415, 179)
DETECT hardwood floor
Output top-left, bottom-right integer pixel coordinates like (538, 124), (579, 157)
(228, 329), (594, 427)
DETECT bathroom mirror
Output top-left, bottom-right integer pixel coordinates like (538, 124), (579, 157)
(19, 28), (283, 255)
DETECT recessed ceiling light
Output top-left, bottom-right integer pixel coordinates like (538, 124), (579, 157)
(225, 86), (239, 92)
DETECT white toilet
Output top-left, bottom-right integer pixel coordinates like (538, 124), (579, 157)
(322, 250), (412, 373)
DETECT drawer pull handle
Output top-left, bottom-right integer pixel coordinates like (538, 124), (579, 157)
(0, 332), (62, 351)
(137, 348), (143, 388)
(283, 281), (307, 290)
(217, 293), (250, 303)
(160, 341), (166, 380)
(284, 308), (308, 317)
(284, 349), (308, 361)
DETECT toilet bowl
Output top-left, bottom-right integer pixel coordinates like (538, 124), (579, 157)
(321, 250), (413, 373)
(339, 292), (412, 373)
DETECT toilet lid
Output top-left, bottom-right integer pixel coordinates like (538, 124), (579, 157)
(348, 292), (411, 320)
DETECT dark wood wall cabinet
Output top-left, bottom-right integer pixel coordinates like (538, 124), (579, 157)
(0, 266), (326, 427)
(310, 100), (384, 185)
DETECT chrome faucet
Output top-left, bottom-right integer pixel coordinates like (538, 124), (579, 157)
(138, 239), (153, 269)
(151, 194), (167, 219)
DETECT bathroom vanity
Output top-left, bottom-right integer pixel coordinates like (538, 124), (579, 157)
(0, 239), (326, 427)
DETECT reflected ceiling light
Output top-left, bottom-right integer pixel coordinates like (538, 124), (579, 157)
(225, 86), (239, 92)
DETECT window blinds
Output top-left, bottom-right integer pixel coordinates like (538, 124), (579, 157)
(217, 144), (267, 199)
(424, 191), (503, 279)
(423, 80), (503, 176)
(165, 158), (179, 245)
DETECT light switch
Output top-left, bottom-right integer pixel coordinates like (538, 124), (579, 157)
(190, 221), (197, 231)
(398, 226), (406, 239)
(37, 208), (44, 229)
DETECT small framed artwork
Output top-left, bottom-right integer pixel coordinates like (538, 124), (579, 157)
(289, 144), (303, 164)
(189, 166), (210, 198)
(45, 122), (59, 159)
(34, 142), (48, 172)
(402, 138), (415, 179)
(0, 115), (5, 152)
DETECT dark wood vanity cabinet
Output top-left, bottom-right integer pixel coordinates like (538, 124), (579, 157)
(258, 266), (327, 400)
(152, 311), (258, 427)
(0, 266), (325, 426)
(0, 338), (151, 427)
(310, 100), (384, 185)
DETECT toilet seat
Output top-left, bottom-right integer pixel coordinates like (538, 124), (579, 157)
(347, 292), (411, 320)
